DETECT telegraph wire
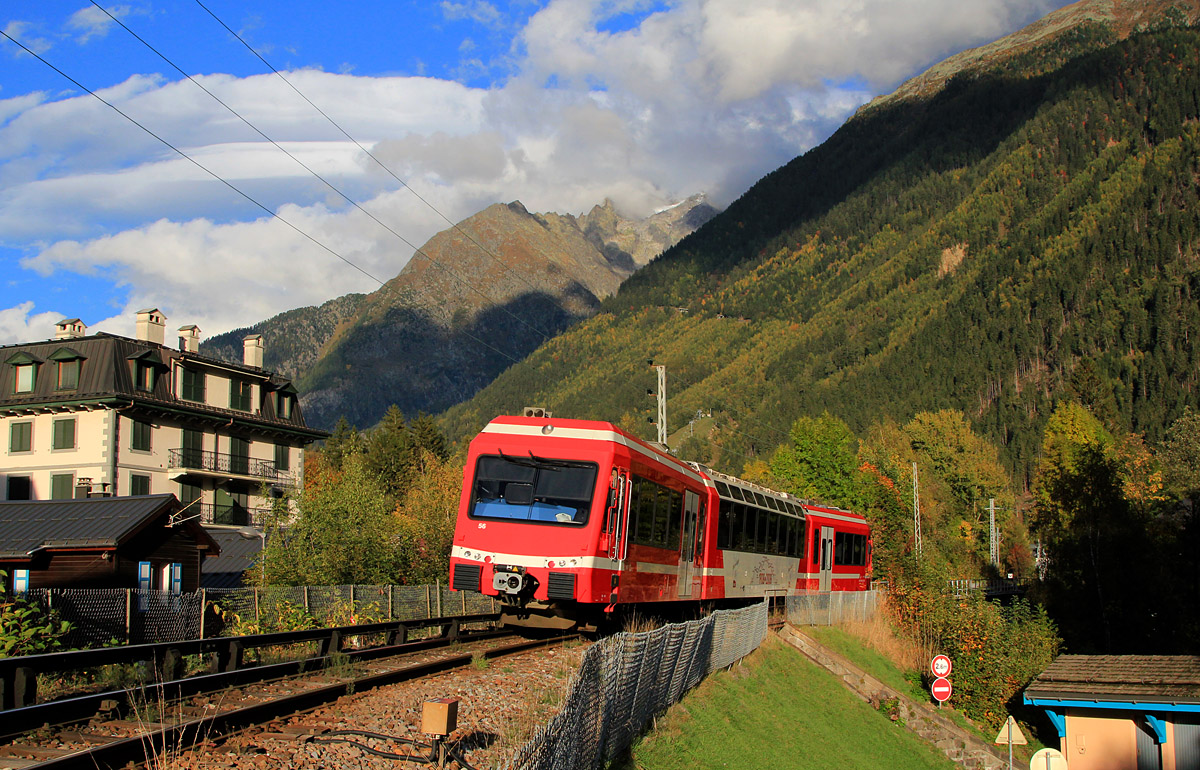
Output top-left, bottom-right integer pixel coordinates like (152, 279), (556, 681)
(0, 28), (526, 369)
(191, 0), (570, 335)
(90, 1), (556, 346)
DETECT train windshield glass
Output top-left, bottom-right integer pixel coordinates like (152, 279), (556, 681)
(470, 455), (598, 526)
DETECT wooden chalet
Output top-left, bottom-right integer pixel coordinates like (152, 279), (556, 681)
(0, 493), (220, 593)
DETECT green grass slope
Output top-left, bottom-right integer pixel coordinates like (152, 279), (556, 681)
(616, 635), (955, 770)
(443, 20), (1200, 478)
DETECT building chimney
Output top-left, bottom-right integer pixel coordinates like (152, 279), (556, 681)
(55, 318), (87, 340)
(243, 334), (264, 368)
(178, 325), (201, 353)
(135, 309), (166, 345)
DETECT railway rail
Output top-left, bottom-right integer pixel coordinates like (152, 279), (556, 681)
(0, 614), (575, 770)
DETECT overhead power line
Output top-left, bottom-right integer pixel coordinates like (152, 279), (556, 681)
(90, 0), (555, 346)
(0, 28), (526, 368)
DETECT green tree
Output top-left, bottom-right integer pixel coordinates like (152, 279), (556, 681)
(769, 412), (863, 507)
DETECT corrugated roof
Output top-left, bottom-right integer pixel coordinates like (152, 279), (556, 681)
(0, 494), (183, 558)
(200, 528), (263, 589)
(1025, 655), (1200, 705)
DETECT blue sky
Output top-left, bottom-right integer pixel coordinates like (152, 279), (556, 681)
(1, 0), (1068, 344)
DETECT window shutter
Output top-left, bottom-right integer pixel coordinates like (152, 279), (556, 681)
(13, 569), (29, 592)
(170, 563), (183, 594)
(138, 561), (152, 591)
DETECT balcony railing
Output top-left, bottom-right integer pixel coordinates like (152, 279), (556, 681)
(168, 448), (293, 485)
(183, 502), (270, 528)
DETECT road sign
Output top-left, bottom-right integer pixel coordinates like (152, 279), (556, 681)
(1029, 748), (1068, 770)
(994, 716), (1028, 745)
(931, 676), (952, 703)
(931, 654), (952, 678)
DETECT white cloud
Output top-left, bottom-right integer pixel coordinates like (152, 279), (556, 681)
(2, 20), (53, 56)
(441, 1), (504, 27)
(0, 0), (1066, 338)
(66, 6), (127, 44)
(0, 302), (62, 345)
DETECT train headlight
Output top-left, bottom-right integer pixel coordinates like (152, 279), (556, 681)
(493, 570), (528, 595)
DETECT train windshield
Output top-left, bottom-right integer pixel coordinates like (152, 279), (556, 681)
(469, 455), (599, 526)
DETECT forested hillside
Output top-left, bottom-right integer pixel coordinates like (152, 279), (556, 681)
(443, 18), (1200, 484)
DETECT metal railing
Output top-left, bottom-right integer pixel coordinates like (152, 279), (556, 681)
(785, 590), (883, 626)
(168, 448), (293, 484)
(9, 583), (494, 650)
(188, 502), (270, 527)
(947, 577), (1031, 598)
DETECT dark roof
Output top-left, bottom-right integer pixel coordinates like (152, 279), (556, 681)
(0, 332), (326, 440)
(0, 494), (220, 559)
(200, 528), (263, 589)
(1025, 655), (1200, 706)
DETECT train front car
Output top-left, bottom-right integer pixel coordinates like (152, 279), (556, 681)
(448, 415), (711, 630)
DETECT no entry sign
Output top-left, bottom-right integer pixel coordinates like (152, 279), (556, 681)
(931, 676), (952, 703)
(931, 654), (952, 678)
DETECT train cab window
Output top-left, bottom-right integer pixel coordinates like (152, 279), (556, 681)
(469, 455), (598, 525)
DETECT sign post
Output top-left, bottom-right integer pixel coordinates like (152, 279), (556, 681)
(994, 715), (1028, 770)
(930, 655), (952, 707)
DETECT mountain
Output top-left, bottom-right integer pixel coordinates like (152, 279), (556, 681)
(440, 0), (1200, 481)
(202, 195), (717, 428)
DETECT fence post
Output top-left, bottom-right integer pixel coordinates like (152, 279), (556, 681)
(125, 589), (132, 644)
(426, 584), (431, 618)
(200, 588), (206, 639)
(436, 579), (443, 617)
(389, 585), (394, 620)
(351, 585), (356, 618)
(461, 589), (466, 615)
(254, 587), (261, 627)
(304, 585), (310, 613)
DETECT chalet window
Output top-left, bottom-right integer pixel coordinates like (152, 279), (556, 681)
(136, 362), (155, 391)
(276, 392), (293, 419)
(14, 363), (35, 393)
(130, 473), (150, 495)
(230, 379), (252, 411)
(131, 420), (152, 451)
(9, 421), (32, 453)
(274, 443), (290, 472)
(50, 473), (74, 500)
(52, 418), (76, 450)
(181, 368), (205, 402)
(7, 476), (31, 500)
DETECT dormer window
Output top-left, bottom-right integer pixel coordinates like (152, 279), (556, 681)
(137, 362), (155, 392)
(6, 352), (41, 394)
(277, 392), (292, 419)
(127, 350), (164, 393)
(48, 348), (84, 391)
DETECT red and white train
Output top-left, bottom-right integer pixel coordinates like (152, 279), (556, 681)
(449, 415), (871, 628)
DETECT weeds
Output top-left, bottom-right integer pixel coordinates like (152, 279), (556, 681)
(471, 652), (490, 671)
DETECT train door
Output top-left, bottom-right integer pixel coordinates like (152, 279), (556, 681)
(819, 526), (835, 591)
(677, 491), (700, 598)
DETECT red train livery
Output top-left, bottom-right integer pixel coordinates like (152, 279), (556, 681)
(448, 415), (871, 628)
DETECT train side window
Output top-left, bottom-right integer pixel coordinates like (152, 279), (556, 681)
(634, 480), (655, 544)
(796, 520), (807, 558)
(667, 489), (683, 550)
(765, 512), (780, 554)
(758, 510), (772, 553)
(695, 498), (707, 558)
(740, 504), (755, 550)
(729, 486), (745, 502)
(652, 485), (671, 547)
(716, 481), (730, 498)
(812, 530), (820, 564)
(834, 531), (846, 565)
(753, 492), (767, 508)
(717, 498), (732, 549)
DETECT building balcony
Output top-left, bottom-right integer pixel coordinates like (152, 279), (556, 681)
(168, 448), (295, 486)
(183, 502), (271, 528)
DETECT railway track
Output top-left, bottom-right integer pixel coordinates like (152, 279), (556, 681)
(0, 625), (578, 770)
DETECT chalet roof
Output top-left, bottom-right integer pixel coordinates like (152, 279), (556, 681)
(0, 332), (326, 441)
(1024, 655), (1200, 706)
(0, 494), (220, 559)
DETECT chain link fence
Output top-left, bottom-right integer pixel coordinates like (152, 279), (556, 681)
(784, 590), (883, 626)
(501, 601), (768, 770)
(18, 584), (495, 649)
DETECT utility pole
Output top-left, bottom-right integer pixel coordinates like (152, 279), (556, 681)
(913, 462), (922, 560)
(648, 360), (667, 446)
